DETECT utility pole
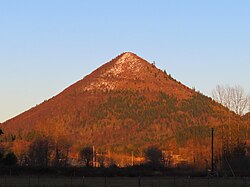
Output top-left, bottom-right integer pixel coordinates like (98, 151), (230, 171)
(211, 128), (214, 173)
(93, 146), (95, 167)
(108, 150), (111, 166)
(131, 151), (134, 166)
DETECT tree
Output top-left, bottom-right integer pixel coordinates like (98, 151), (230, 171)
(79, 147), (93, 167)
(212, 85), (249, 150)
(97, 152), (106, 168)
(52, 138), (71, 167)
(212, 85), (248, 116)
(221, 143), (250, 176)
(0, 150), (4, 165)
(0, 129), (4, 136)
(144, 146), (163, 168)
(0, 129), (4, 164)
(28, 137), (51, 167)
(3, 152), (17, 166)
(248, 95), (250, 114)
(231, 86), (248, 116)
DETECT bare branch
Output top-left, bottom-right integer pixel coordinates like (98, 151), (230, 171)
(212, 85), (248, 116)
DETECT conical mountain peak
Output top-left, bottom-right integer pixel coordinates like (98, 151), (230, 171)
(2, 52), (237, 169)
(74, 52), (193, 99)
(106, 52), (146, 76)
(118, 51), (137, 58)
(114, 52), (141, 64)
(81, 52), (150, 91)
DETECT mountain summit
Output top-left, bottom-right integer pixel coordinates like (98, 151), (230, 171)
(81, 52), (148, 91)
(64, 52), (193, 99)
(1, 52), (242, 168)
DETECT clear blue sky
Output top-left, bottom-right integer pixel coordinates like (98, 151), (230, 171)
(0, 0), (250, 122)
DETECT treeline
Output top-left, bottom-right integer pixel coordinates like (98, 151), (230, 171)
(0, 90), (249, 175)
(0, 143), (249, 177)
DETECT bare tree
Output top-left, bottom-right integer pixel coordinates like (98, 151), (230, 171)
(212, 85), (248, 116)
(213, 85), (249, 150)
(212, 85), (226, 106)
(231, 85), (248, 116)
(246, 95), (250, 140)
(247, 95), (250, 113)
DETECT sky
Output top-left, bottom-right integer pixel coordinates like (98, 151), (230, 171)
(0, 0), (250, 122)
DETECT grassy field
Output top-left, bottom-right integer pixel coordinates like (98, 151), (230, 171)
(0, 176), (248, 187)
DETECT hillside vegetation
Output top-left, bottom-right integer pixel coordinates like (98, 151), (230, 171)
(1, 52), (249, 170)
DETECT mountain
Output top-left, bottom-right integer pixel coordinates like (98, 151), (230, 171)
(2, 52), (194, 134)
(1, 52), (247, 168)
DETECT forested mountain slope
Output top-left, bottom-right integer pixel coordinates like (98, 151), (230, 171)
(1, 52), (247, 168)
